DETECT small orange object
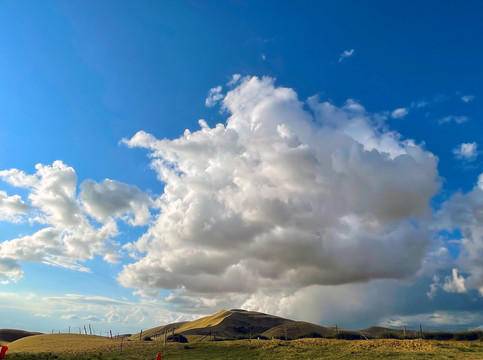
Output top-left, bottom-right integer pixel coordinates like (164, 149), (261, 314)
(156, 353), (161, 360)
(0, 345), (8, 359)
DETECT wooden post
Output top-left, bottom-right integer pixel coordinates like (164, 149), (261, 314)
(140, 329), (143, 341)
(69, 326), (71, 334)
(51, 329), (54, 334)
(164, 329), (167, 346)
(110, 330), (113, 339)
(79, 328), (81, 334)
(120, 337), (124, 355)
(419, 324), (423, 339)
(403, 325), (406, 337)
(89, 324), (92, 335)
(84, 325), (87, 335)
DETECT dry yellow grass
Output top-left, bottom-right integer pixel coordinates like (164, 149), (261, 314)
(8, 334), (118, 354)
(7, 335), (483, 359)
(176, 310), (232, 333)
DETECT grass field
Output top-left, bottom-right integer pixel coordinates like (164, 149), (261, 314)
(5, 334), (483, 359)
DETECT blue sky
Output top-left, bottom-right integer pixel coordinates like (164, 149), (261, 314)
(1, 0), (483, 334)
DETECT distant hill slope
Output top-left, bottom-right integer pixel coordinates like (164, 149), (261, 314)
(359, 326), (419, 338)
(0, 329), (42, 343)
(262, 321), (335, 339)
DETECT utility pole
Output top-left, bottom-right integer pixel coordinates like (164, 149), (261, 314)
(419, 324), (423, 339)
(139, 330), (143, 341)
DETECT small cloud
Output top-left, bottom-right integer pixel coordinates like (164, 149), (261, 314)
(205, 86), (224, 107)
(82, 315), (99, 321)
(35, 313), (51, 318)
(391, 108), (409, 119)
(227, 74), (242, 87)
(438, 115), (469, 125)
(453, 142), (478, 161)
(410, 100), (429, 109)
(443, 268), (467, 293)
(338, 49), (354, 63)
(461, 95), (476, 103)
(261, 54), (266, 61)
(427, 275), (441, 299)
(61, 314), (80, 320)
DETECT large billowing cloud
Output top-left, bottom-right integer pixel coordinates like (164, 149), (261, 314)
(119, 76), (441, 301)
(0, 161), (154, 282)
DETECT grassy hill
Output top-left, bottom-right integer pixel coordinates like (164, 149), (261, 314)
(360, 326), (419, 339)
(131, 309), (293, 341)
(7, 334), (115, 354)
(0, 329), (42, 344)
(262, 321), (334, 339)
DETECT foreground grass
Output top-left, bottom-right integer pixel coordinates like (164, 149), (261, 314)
(7, 336), (483, 360)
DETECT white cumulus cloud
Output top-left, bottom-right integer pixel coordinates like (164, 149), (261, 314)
(453, 142), (478, 161)
(0, 161), (154, 282)
(120, 76), (440, 303)
(443, 268), (466, 293)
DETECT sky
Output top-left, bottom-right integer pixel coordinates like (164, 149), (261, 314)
(1, 0), (483, 334)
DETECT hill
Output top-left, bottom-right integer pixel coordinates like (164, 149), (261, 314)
(262, 321), (335, 339)
(131, 309), (294, 341)
(0, 329), (42, 344)
(7, 334), (114, 354)
(360, 326), (419, 338)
